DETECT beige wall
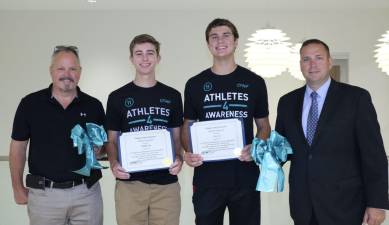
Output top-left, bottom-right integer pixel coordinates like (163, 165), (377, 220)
(1, 10), (388, 224)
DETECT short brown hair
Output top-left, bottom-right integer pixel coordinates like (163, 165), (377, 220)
(300, 39), (331, 57)
(205, 18), (239, 43)
(129, 34), (160, 57)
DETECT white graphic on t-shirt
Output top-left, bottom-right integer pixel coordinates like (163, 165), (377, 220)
(203, 92), (249, 119)
(127, 107), (170, 118)
(127, 106), (170, 132)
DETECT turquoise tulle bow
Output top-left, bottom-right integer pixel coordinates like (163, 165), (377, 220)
(70, 123), (108, 176)
(251, 131), (293, 192)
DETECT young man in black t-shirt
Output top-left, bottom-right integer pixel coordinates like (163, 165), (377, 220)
(105, 34), (183, 225)
(181, 18), (271, 225)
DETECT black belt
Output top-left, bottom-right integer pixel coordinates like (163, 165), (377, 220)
(26, 174), (85, 189)
(44, 179), (85, 189)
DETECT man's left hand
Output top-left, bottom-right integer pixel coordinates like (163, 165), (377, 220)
(363, 207), (386, 225)
(238, 144), (252, 162)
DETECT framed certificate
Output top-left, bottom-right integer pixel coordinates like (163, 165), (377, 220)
(189, 118), (245, 161)
(118, 129), (175, 173)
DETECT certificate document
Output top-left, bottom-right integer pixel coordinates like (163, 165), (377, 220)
(190, 118), (245, 161)
(119, 129), (174, 172)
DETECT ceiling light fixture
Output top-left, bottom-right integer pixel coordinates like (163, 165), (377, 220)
(287, 43), (305, 80)
(244, 28), (292, 78)
(374, 30), (389, 76)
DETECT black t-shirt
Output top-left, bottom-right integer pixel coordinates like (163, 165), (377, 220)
(184, 65), (269, 188)
(11, 85), (105, 182)
(106, 81), (183, 185)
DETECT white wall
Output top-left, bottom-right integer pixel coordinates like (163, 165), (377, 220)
(1, 10), (388, 225)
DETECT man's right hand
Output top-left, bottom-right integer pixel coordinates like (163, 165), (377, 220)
(13, 186), (28, 205)
(363, 207), (386, 225)
(110, 161), (130, 179)
(184, 152), (203, 167)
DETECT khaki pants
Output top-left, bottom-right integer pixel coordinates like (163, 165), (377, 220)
(115, 181), (181, 225)
(27, 182), (103, 225)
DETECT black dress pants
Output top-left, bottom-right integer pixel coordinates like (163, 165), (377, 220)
(193, 187), (260, 225)
(309, 210), (319, 225)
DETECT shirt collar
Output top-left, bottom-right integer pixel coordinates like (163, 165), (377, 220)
(305, 77), (331, 99)
(45, 83), (84, 102)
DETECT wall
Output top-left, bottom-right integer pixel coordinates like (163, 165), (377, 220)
(0, 10), (388, 224)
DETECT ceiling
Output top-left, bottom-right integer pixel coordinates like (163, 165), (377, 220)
(1, 0), (389, 11)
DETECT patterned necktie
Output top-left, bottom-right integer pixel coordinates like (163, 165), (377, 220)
(306, 91), (318, 146)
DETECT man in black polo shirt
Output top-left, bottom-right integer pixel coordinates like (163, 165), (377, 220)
(181, 18), (271, 225)
(9, 46), (105, 225)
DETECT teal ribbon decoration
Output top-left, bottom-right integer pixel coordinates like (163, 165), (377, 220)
(251, 130), (293, 192)
(70, 123), (108, 176)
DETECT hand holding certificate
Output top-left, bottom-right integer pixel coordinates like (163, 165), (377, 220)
(119, 129), (175, 173)
(190, 118), (245, 161)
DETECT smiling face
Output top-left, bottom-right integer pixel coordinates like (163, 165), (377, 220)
(50, 51), (81, 94)
(207, 25), (238, 59)
(300, 43), (333, 90)
(130, 42), (160, 76)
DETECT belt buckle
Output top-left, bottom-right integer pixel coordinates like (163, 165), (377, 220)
(45, 178), (54, 189)
(38, 177), (45, 187)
